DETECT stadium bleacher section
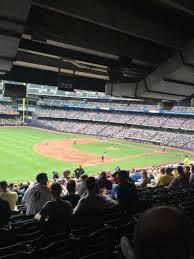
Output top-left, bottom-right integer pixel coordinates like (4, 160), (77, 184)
(38, 98), (194, 113)
(33, 100), (194, 151)
(34, 107), (194, 129)
(1, 168), (194, 259)
(0, 99), (194, 150)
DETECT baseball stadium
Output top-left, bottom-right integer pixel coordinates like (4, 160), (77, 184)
(1, 2), (194, 259)
(0, 86), (194, 181)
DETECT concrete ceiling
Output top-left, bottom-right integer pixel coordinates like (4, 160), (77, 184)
(1, 0), (194, 101)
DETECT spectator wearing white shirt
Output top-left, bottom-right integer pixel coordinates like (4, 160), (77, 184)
(22, 173), (51, 215)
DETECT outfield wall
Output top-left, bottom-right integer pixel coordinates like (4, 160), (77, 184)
(26, 119), (56, 131)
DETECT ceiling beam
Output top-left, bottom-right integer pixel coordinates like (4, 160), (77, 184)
(26, 6), (173, 65)
(32, 0), (192, 49)
(16, 50), (108, 79)
(19, 38), (119, 68)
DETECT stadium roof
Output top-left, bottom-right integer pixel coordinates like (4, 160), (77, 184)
(1, 0), (194, 101)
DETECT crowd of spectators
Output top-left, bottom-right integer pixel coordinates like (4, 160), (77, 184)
(0, 118), (22, 126)
(38, 119), (194, 151)
(0, 103), (14, 114)
(38, 98), (194, 114)
(35, 107), (194, 132)
(38, 99), (160, 111)
(1, 162), (194, 258)
(1, 163), (194, 231)
(142, 115), (168, 127)
(1, 163), (193, 211)
(162, 116), (186, 129)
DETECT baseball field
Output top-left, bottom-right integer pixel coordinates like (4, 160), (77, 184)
(0, 127), (192, 182)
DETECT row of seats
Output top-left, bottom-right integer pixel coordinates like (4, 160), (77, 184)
(1, 187), (194, 259)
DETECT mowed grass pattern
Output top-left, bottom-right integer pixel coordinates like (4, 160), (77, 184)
(0, 127), (192, 182)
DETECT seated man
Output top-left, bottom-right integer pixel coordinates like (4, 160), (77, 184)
(156, 167), (174, 187)
(73, 177), (106, 215)
(76, 174), (88, 196)
(121, 206), (193, 259)
(22, 173), (51, 215)
(63, 179), (80, 208)
(74, 165), (85, 179)
(37, 183), (73, 234)
(189, 164), (194, 185)
(96, 171), (112, 190)
(169, 166), (190, 188)
(116, 171), (138, 213)
(0, 181), (18, 211)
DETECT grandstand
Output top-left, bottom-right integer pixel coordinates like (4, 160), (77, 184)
(1, 2), (194, 259)
(0, 88), (194, 151)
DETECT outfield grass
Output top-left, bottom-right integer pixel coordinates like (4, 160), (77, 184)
(0, 127), (192, 182)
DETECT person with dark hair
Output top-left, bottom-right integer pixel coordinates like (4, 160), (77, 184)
(121, 206), (193, 259)
(76, 174), (88, 196)
(116, 170), (138, 213)
(156, 167), (174, 187)
(22, 173), (51, 215)
(169, 166), (189, 188)
(37, 183), (72, 234)
(155, 167), (165, 181)
(0, 181), (18, 211)
(63, 179), (80, 208)
(74, 165), (85, 179)
(0, 198), (11, 228)
(96, 171), (112, 190)
(63, 169), (70, 186)
(73, 177), (105, 215)
(189, 164), (194, 185)
(136, 169), (150, 188)
(185, 165), (191, 175)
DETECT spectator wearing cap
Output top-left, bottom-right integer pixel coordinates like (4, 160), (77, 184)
(52, 171), (59, 180)
(22, 173), (51, 215)
(169, 166), (190, 188)
(74, 165), (85, 179)
(156, 167), (174, 187)
(0, 181), (18, 211)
